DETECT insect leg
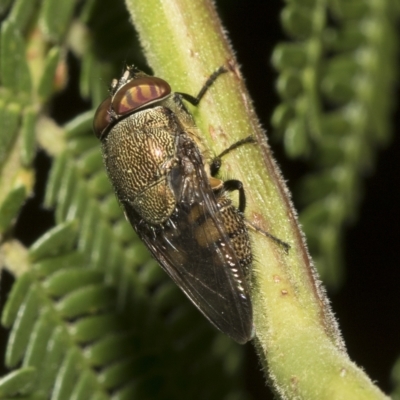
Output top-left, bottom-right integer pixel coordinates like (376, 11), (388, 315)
(222, 179), (246, 213)
(246, 222), (290, 254)
(215, 142), (290, 254)
(177, 66), (227, 106)
(210, 136), (256, 176)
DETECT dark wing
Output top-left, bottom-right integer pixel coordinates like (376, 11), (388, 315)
(125, 138), (253, 344)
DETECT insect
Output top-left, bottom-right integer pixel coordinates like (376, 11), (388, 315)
(93, 66), (254, 343)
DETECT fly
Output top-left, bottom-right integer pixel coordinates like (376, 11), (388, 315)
(93, 65), (262, 343)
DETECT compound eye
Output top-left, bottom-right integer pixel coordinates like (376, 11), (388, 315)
(93, 97), (112, 139)
(112, 76), (171, 116)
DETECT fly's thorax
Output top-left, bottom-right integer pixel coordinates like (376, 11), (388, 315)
(217, 195), (252, 274)
(102, 106), (181, 225)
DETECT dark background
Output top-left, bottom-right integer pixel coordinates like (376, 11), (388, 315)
(1, 1), (399, 399)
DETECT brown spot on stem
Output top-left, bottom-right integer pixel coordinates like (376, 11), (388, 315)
(273, 275), (281, 283)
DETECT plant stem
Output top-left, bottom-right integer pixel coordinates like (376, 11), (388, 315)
(125, 0), (388, 398)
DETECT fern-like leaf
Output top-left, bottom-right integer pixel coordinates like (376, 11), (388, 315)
(1, 218), (246, 398)
(272, 0), (399, 287)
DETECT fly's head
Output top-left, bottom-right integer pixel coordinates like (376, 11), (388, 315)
(93, 67), (172, 141)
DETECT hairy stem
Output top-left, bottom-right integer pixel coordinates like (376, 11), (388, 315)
(125, 0), (388, 398)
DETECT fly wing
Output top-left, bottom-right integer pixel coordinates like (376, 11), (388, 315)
(124, 138), (253, 344)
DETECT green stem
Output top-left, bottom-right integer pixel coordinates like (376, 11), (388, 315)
(125, 0), (388, 398)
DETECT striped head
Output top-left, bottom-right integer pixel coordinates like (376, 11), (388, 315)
(93, 68), (171, 140)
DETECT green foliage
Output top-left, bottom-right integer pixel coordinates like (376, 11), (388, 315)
(272, 0), (399, 287)
(0, 0), (246, 398)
